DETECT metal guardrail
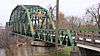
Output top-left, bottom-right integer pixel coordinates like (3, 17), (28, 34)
(21, 29), (76, 46)
(76, 33), (100, 48)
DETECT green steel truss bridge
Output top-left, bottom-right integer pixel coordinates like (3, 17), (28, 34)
(6, 5), (76, 47)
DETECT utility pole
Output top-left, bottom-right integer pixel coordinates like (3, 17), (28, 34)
(55, 0), (59, 56)
(56, 0), (59, 44)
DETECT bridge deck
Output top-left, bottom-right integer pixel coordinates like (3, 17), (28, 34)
(77, 44), (100, 52)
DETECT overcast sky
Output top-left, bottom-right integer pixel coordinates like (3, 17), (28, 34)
(0, 0), (100, 26)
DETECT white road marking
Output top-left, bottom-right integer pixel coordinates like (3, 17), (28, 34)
(86, 38), (92, 42)
(79, 37), (83, 40)
(95, 40), (100, 43)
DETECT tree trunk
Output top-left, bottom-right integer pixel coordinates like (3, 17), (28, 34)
(97, 15), (100, 34)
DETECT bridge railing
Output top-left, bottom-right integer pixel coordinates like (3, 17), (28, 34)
(33, 29), (75, 46)
(76, 32), (100, 47)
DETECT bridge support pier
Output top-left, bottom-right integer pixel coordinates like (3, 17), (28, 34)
(6, 41), (58, 56)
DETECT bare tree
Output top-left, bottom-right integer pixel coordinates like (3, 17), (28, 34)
(86, 3), (100, 29)
(66, 16), (81, 30)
